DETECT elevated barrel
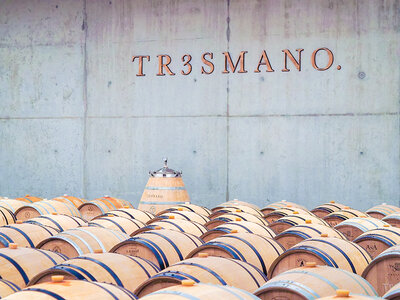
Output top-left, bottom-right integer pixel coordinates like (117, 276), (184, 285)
(254, 264), (378, 300)
(134, 254), (267, 297)
(362, 245), (400, 296)
(274, 224), (346, 250)
(334, 217), (389, 241)
(134, 218), (207, 237)
(52, 195), (86, 208)
(200, 220), (276, 242)
(89, 215), (145, 235)
(204, 212), (269, 229)
(148, 210), (210, 225)
(0, 243), (67, 287)
(186, 232), (285, 276)
(15, 195), (42, 203)
(0, 207), (16, 226)
(269, 237), (372, 277)
(0, 223), (58, 248)
(100, 208), (155, 223)
(25, 214), (86, 232)
(311, 201), (349, 218)
(366, 204), (400, 220)
(264, 207), (314, 223)
(79, 196), (133, 221)
(382, 213), (400, 228)
(29, 252), (160, 292)
(261, 200), (307, 215)
(324, 209), (368, 227)
(139, 281), (259, 300)
(38, 227), (130, 258)
(3, 276), (137, 300)
(156, 204), (211, 217)
(383, 282), (400, 299)
(0, 279), (20, 298)
(111, 228), (203, 269)
(0, 200), (27, 213)
(268, 214), (329, 234)
(15, 200), (81, 221)
(138, 159), (190, 214)
(208, 205), (264, 219)
(354, 226), (400, 258)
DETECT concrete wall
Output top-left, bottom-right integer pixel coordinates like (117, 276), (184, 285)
(0, 0), (399, 210)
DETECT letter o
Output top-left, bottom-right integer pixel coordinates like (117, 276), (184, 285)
(311, 48), (334, 71)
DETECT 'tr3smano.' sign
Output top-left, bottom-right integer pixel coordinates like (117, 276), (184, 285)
(132, 48), (341, 76)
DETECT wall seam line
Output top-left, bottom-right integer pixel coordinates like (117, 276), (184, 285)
(82, 0), (88, 199)
(226, 0), (231, 202)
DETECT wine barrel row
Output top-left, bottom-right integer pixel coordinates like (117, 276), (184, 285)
(3, 276), (138, 300)
(254, 263), (378, 299)
(0, 198), (398, 299)
(0, 222), (58, 248)
(134, 254), (267, 297)
(29, 251), (160, 292)
(0, 243), (67, 287)
(111, 228), (204, 269)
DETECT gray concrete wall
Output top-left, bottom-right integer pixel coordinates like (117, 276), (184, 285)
(0, 0), (399, 210)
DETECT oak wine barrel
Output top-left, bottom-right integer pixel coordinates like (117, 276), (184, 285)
(261, 200), (307, 215)
(139, 281), (259, 300)
(134, 254), (267, 297)
(79, 196), (133, 221)
(0, 279), (20, 298)
(186, 232), (285, 276)
(111, 228), (203, 269)
(208, 205), (264, 219)
(156, 204), (211, 217)
(0, 207), (16, 226)
(264, 207), (314, 223)
(382, 213), (400, 228)
(148, 210), (210, 225)
(274, 224), (346, 250)
(200, 220), (276, 242)
(38, 227), (130, 258)
(268, 214), (329, 234)
(334, 217), (389, 241)
(100, 208), (155, 224)
(133, 218), (207, 237)
(362, 245), (400, 296)
(3, 276), (138, 300)
(15, 195), (42, 203)
(29, 251), (160, 292)
(25, 214), (86, 232)
(254, 263), (378, 300)
(269, 237), (372, 277)
(311, 201), (349, 218)
(0, 243), (67, 287)
(52, 195), (86, 208)
(383, 282), (400, 300)
(0, 200), (27, 213)
(353, 226), (400, 258)
(366, 204), (400, 220)
(204, 212), (269, 230)
(323, 209), (368, 227)
(212, 199), (260, 212)
(0, 223), (58, 248)
(89, 215), (145, 235)
(15, 200), (81, 221)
